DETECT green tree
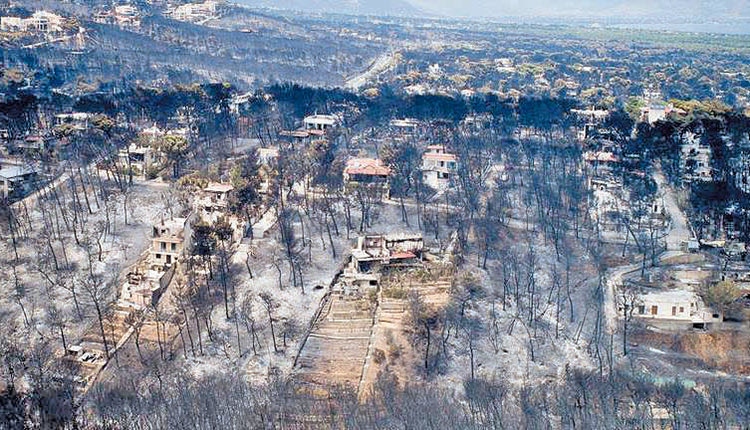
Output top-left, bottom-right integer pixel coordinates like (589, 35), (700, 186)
(192, 222), (216, 278)
(229, 149), (264, 238)
(156, 135), (189, 178)
(702, 280), (741, 317)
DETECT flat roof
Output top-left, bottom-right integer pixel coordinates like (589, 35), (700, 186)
(204, 183), (234, 193)
(280, 130), (309, 138)
(304, 114), (337, 125)
(154, 217), (187, 232)
(640, 290), (698, 303)
(381, 233), (423, 243)
(55, 112), (90, 120)
(0, 165), (35, 179)
(390, 118), (419, 127)
(424, 152), (457, 162)
(390, 251), (417, 259)
(259, 147), (279, 157)
(122, 144), (150, 154)
(583, 151), (619, 163)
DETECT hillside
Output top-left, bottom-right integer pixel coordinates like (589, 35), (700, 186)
(235, 0), (425, 17)
(0, 6), (386, 92)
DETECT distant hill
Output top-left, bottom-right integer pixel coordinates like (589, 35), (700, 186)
(234, 0), (425, 17)
(408, 0), (750, 19)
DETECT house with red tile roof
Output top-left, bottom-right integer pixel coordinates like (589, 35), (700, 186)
(343, 158), (391, 197)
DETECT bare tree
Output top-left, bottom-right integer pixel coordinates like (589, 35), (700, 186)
(259, 292), (279, 353)
(124, 309), (146, 363)
(45, 301), (68, 352)
(240, 294), (262, 356)
(617, 285), (642, 356)
(280, 317), (301, 349)
(407, 289), (439, 373)
(81, 273), (115, 360)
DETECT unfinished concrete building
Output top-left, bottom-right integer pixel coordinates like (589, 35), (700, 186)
(195, 182), (234, 221)
(422, 145), (457, 190)
(338, 234), (424, 296)
(296, 232), (453, 396)
(150, 217), (192, 269)
(120, 268), (175, 309)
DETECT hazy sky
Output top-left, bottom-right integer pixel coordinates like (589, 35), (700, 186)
(407, 0), (750, 18)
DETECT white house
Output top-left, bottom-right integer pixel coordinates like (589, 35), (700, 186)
(729, 141), (750, 194)
(113, 5), (140, 28)
(195, 183), (233, 220)
(680, 132), (712, 183)
(28, 11), (65, 34)
(0, 16), (24, 32)
(114, 5), (138, 18)
(1, 11), (64, 34)
(628, 290), (722, 330)
(258, 147), (279, 165)
(422, 145), (457, 190)
(0, 165), (37, 198)
(118, 143), (159, 179)
(572, 108), (610, 141)
(120, 269), (173, 309)
(150, 217), (192, 269)
(171, 1), (220, 22)
(303, 114), (338, 132)
(55, 112), (92, 130)
(390, 118), (420, 132)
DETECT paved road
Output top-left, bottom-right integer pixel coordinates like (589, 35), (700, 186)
(603, 165), (694, 335)
(11, 169), (73, 211)
(13, 164), (170, 213)
(653, 167), (692, 250)
(345, 52), (395, 90)
(603, 262), (641, 333)
(602, 164), (700, 340)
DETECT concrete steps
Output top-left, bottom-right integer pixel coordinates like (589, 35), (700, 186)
(295, 295), (375, 390)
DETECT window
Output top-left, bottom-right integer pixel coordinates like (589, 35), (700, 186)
(672, 306), (677, 316)
(160, 242), (166, 251)
(651, 306), (658, 315)
(156, 253), (161, 259)
(638, 305), (645, 315)
(679, 307), (684, 313)
(171, 243), (176, 251)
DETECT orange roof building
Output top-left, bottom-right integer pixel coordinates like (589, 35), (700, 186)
(344, 158), (391, 177)
(343, 158), (391, 195)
